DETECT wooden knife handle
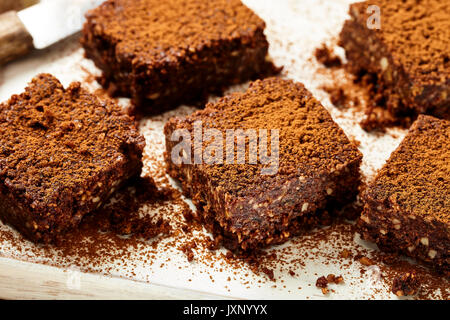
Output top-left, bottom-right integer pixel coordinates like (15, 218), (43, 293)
(0, 0), (39, 14)
(0, 11), (34, 66)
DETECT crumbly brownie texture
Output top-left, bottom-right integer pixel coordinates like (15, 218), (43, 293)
(358, 115), (449, 274)
(164, 77), (362, 251)
(81, 0), (279, 114)
(392, 271), (420, 297)
(0, 74), (145, 243)
(339, 0), (450, 120)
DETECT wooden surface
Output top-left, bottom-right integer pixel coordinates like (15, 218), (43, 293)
(0, 0), (38, 14)
(0, 11), (34, 65)
(0, 257), (229, 300)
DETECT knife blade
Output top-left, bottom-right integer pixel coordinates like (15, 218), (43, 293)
(0, 0), (103, 65)
(18, 0), (104, 49)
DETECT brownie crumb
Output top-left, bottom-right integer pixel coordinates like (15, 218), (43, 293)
(321, 287), (329, 295)
(314, 44), (342, 68)
(326, 274), (344, 284)
(179, 240), (197, 262)
(392, 271), (421, 297)
(315, 276), (330, 295)
(261, 267), (275, 281)
(316, 276), (328, 288)
(322, 86), (349, 109)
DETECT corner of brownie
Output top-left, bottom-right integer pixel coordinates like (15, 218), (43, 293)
(358, 115), (449, 274)
(81, 0), (280, 114)
(339, 0), (450, 122)
(0, 73), (145, 243)
(164, 77), (362, 251)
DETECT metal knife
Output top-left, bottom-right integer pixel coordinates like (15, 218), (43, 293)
(0, 0), (104, 65)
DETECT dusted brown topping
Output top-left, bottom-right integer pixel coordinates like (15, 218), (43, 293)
(165, 77), (362, 251)
(169, 77), (361, 197)
(179, 240), (197, 262)
(339, 0), (450, 129)
(358, 115), (449, 274)
(0, 73), (143, 209)
(0, 73), (145, 242)
(85, 0), (265, 67)
(350, 0), (450, 86)
(366, 115), (449, 224)
(81, 0), (278, 113)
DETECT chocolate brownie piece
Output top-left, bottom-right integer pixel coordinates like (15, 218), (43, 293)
(358, 115), (449, 275)
(0, 74), (145, 243)
(339, 0), (450, 121)
(81, 0), (279, 114)
(164, 77), (362, 251)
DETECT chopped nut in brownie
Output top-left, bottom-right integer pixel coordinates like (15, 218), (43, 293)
(359, 257), (375, 266)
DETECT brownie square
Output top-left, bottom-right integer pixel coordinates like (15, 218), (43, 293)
(358, 115), (449, 274)
(81, 0), (279, 114)
(0, 74), (145, 243)
(339, 0), (450, 120)
(164, 77), (362, 251)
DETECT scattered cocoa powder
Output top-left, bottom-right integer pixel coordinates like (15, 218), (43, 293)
(179, 240), (197, 262)
(261, 267), (275, 281)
